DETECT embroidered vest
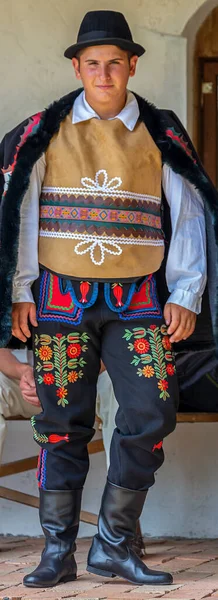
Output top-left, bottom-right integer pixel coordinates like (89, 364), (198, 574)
(38, 112), (164, 280)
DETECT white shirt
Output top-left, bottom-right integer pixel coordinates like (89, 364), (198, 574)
(12, 90), (207, 314)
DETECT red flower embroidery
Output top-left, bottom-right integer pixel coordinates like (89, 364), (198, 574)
(134, 338), (150, 354)
(158, 380), (169, 392)
(149, 325), (157, 331)
(43, 373), (55, 385)
(56, 333), (63, 339)
(166, 364), (175, 376)
(67, 343), (82, 358)
(162, 336), (171, 351)
(56, 387), (67, 399)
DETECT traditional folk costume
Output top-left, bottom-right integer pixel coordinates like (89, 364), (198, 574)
(0, 10), (218, 590)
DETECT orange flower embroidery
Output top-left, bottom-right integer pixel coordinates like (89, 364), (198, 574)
(38, 345), (53, 361)
(162, 337), (171, 351)
(142, 365), (155, 378)
(43, 373), (55, 385)
(68, 371), (79, 383)
(134, 338), (150, 354)
(158, 380), (169, 392)
(56, 387), (68, 399)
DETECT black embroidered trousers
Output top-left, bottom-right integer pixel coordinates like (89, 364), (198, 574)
(32, 270), (179, 491)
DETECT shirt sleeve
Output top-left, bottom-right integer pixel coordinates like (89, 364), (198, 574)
(12, 154), (46, 304)
(162, 163), (207, 314)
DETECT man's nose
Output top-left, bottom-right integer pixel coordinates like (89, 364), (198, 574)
(99, 65), (110, 80)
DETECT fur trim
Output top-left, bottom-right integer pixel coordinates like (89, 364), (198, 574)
(136, 92), (218, 242)
(0, 88), (82, 346)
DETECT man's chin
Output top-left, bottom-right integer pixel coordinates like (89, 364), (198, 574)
(96, 86), (115, 93)
(94, 88), (116, 102)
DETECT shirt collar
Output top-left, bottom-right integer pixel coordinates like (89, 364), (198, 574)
(72, 90), (139, 132)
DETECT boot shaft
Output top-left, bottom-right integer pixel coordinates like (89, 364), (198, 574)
(98, 480), (147, 544)
(40, 488), (82, 548)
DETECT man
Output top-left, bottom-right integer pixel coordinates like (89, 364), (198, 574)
(0, 9), (217, 590)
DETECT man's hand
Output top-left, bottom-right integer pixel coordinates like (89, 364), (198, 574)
(163, 303), (196, 343)
(12, 302), (38, 342)
(19, 365), (41, 408)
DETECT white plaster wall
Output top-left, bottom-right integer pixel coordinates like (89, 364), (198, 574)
(1, 421), (218, 539)
(0, 0), (206, 137)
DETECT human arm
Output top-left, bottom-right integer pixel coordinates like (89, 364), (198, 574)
(162, 164), (207, 342)
(12, 154), (45, 303)
(12, 154), (45, 342)
(0, 348), (40, 407)
(0, 348), (29, 380)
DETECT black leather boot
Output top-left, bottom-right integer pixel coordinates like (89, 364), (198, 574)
(130, 521), (146, 558)
(87, 480), (172, 586)
(23, 488), (82, 588)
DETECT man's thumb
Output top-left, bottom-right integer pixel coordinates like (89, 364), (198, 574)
(29, 303), (38, 327)
(163, 303), (171, 327)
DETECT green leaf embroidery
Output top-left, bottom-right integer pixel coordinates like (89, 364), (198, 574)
(131, 355), (141, 366)
(124, 325), (174, 402)
(128, 342), (134, 351)
(123, 329), (133, 341)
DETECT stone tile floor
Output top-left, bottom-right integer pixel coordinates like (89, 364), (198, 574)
(1, 536), (218, 600)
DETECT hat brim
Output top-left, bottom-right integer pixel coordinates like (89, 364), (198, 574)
(64, 38), (145, 59)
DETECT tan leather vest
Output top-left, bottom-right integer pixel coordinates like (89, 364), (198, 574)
(38, 112), (164, 280)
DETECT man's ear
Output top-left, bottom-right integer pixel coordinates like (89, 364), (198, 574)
(129, 55), (138, 77)
(72, 57), (81, 80)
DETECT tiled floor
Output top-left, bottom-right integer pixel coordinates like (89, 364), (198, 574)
(1, 536), (218, 600)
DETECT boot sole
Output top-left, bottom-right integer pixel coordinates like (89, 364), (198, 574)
(87, 565), (172, 586)
(23, 574), (77, 588)
(87, 565), (116, 578)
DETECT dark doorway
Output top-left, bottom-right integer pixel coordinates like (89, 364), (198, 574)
(200, 58), (218, 188)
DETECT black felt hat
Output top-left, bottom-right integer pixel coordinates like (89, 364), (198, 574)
(64, 10), (145, 59)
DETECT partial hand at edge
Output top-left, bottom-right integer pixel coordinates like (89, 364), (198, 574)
(19, 364), (41, 407)
(12, 302), (38, 342)
(163, 302), (197, 343)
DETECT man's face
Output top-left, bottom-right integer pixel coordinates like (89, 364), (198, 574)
(72, 45), (138, 106)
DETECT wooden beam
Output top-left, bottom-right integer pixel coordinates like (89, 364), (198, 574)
(0, 441), (104, 479)
(0, 456), (38, 477)
(0, 486), (39, 508)
(80, 510), (98, 525)
(0, 487), (98, 525)
(177, 413), (218, 423)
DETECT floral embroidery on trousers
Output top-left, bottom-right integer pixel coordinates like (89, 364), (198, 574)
(34, 331), (89, 407)
(123, 324), (176, 401)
